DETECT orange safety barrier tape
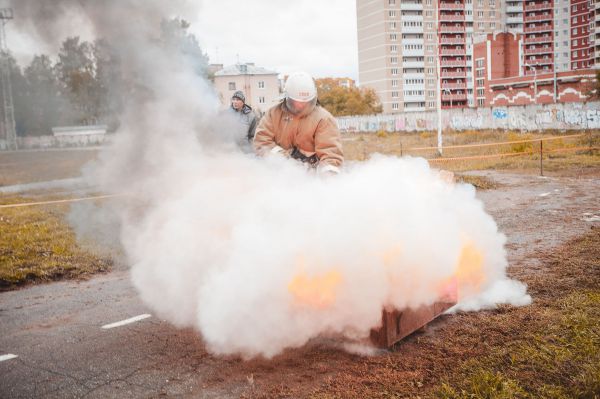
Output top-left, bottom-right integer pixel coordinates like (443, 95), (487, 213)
(427, 150), (535, 162)
(409, 133), (588, 151)
(426, 146), (598, 162)
(544, 146), (600, 154)
(0, 194), (124, 209)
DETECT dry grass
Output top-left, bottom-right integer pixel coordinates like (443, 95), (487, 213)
(0, 195), (112, 290)
(435, 227), (600, 398)
(0, 149), (98, 186)
(291, 228), (600, 399)
(343, 129), (600, 176)
(455, 174), (499, 190)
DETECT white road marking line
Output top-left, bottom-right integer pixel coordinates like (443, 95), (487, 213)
(539, 192), (551, 197)
(101, 314), (151, 329)
(0, 354), (18, 362)
(583, 215), (600, 222)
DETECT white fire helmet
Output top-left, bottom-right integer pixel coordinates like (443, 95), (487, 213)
(284, 71), (317, 115)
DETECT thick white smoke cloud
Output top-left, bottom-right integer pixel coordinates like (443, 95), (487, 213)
(123, 150), (531, 358)
(14, 0), (531, 358)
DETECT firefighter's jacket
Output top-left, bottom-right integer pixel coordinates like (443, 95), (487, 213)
(253, 102), (343, 172)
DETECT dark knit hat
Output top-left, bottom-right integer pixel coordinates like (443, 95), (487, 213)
(232, 90), (245, 102)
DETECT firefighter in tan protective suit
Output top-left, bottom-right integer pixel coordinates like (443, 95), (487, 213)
(253, 72), (343, 174)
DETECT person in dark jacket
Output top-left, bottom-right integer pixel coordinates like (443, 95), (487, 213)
(228, 91), (258, 149)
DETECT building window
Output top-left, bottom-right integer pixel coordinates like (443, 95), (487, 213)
(390, 22), (396, 29)
(258, 81), (265, 89)
(389, 10), (396, 17)
(391, 57), (398, 64)
(259, 96), (265, 104)
(391, 45), (398, 53)
(477, 98), (485, 106)
(389, 0), (395, 4)
(392, 79), (398, 87)
(392, 103), (399, 110)
(228, 82), (236, 90)
(390, 34), (397, 41)
(391, 68), (399, 75)
(392, 91), (399, 98)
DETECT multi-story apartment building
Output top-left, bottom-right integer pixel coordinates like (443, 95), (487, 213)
(357, 0), (501, 113)
(596, 0), (600, 67)
(357, 0), (599, 114)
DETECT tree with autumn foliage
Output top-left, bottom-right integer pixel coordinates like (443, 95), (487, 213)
(316, 78), (382, 117)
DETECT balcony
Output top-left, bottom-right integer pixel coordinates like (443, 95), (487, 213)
(524, 35), (552, 44)
(439, 25), (465, 33)
(402, 38), (424, 45)
(506, 5), (522, 13)
(402, 60), (426, 68)
(402, 14), (424, 22)
(525, 46), (553, 55)
(402, 25), (424, 33)
(526, 57), (553, 65)
(506, 16), (523, 25)
(402, 72), (425, 79)
(439, 2), (464, 10)
(524, 67), (553, 75)
(403, 105), (426, 112)
(440, 59), (467, 67)
(441, 82), (467, 89)
(440, 48), (466, 55)
(441, 70), (467, 78)
(403, 49), (425, 57)
(523, 2), (552, 11)
(439, 37), (465, 44)
(524, 24), (553, 33)
(400, 2), (423, 11)
(439, 14), (465, 22)
(524, 13), (553, 22)
(442, 93), (468, 101)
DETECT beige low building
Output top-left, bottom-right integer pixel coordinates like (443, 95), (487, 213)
(213, 63), (280, 114)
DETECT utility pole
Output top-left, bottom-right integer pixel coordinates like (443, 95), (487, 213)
(0, 8), (16, 151)
(525, 63), (537, 105)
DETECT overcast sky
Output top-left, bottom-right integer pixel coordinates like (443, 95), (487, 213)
(193, 0), (359, 80)
(5, 0), (360, 82)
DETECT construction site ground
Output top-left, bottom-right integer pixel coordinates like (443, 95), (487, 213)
(1, 148), (599, 398)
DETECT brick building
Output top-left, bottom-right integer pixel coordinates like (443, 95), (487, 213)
(356, 0), (599, 113)
(474, 31), (596, 106)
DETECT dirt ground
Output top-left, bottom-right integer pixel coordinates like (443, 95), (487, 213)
(191, 170), (600, 399)
(1, 149), (599, 398)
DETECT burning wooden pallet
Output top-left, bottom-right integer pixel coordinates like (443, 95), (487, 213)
(369, 300), (456, 348)
(369, 275), (458, 348)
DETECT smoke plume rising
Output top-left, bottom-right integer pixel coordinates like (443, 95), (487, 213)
(13, 0), (531, 358)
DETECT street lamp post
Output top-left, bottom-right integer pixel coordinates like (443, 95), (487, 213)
(525, 63), (537, 105)
(436, 23), (443, 156)
(553, 64), (557, 103)
(443, 88), (453, 109)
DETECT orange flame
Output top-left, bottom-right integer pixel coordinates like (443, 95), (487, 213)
(455, 241), (485, 298)
(288, 270), (342, 309)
